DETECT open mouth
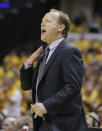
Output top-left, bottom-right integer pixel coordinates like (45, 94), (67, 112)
(41, 29), (46, 34)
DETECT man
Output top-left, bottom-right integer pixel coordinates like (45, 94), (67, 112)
(2, 76), (22, 117)
(20, 9), (88, 131)
(2, 117), (18, 131)
(96, 103), (102, 128)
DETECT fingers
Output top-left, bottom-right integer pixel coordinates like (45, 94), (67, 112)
(31, 103), (40, 113)
(31, 46), (43, 60)
(34, 110), (41, 118)
(31, 104), (41, 119)
(37, 46), (43, 53)
(34, 113), (38, 118)
(26, 46), (43, 65)
(31, 103), (47, 119)
(34, 46), (43, 56)
(31, 103), (38, 114)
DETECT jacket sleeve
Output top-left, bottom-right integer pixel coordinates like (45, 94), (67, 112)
(20, 52), (43, 91)
(20, 65), (33, 91)
(43, 48), (83, 114)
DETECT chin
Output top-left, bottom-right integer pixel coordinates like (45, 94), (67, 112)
(41, 37), (46, 42)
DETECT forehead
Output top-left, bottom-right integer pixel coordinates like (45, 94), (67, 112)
(42, 12), (59, 21)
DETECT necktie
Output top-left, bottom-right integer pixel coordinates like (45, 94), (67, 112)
(38, 46), (50, 83)
(35, 46), (50, 102)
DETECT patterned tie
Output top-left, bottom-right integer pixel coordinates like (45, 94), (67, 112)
(35, 46), (50, 102)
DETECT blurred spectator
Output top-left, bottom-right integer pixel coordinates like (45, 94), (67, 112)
(20, 90), (32, 115)
(83, 101), (94, 114)
(73, 11), (87, 26)
(74, 35), (90, 53)
(88, 14), (102, 33)
(3, 51), (20, 70)
(82, 78), (98, 108)
(17, 115), (32, 130)
(0, 67), (4, 83)
(28, 119), (33, 131)
(0, 112), (5, 130)
(2, 117), (18, 131)
(86, 112), (100, 127)
(96, 103), (102, 128)
(2, 76), (22, 117)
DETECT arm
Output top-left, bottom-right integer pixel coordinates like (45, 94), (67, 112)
(20, 46), (43, 91)
(43, 48), (83, 113)
(20, 65), (34, 91)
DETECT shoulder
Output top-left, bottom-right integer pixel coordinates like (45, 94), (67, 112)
(61, 40), (82, 58)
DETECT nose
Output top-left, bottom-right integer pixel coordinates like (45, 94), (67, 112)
(41, 22), (44, 27)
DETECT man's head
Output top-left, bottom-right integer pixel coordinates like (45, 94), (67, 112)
(17, 115), (32, 130)
(96, 103), (102, 124)
(2, 117), (18, 131)
(41, 9), (70, 44)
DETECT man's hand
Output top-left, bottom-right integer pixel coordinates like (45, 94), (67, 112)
(26, 46), (43, 65)
(31, 103), (47, 119)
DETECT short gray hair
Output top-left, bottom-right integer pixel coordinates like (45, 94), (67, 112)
(50, 9), (70, 38)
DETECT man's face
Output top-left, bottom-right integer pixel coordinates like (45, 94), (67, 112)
(2, 119), (15, 131)
(41, 12), (60, 44)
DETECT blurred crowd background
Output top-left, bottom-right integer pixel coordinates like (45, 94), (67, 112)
(0, 0), (102, 130)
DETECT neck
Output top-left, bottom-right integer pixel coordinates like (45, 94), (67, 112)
(48, 35), (64, 45)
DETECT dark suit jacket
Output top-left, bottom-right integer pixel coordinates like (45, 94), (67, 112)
(20, 39), (88, 131)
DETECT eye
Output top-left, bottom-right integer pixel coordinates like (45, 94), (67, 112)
(47, 20), (52, 22)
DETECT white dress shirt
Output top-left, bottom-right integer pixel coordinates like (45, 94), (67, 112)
(46, 38), (64, 63)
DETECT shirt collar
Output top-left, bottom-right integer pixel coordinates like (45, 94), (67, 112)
(49, 38), (64, 51)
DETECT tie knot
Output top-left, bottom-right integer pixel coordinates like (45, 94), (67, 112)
(47, 48), (50, 52)
(45, 46), (50, 52)
(44, 46), (50, 60)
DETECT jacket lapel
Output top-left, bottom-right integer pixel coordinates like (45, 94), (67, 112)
(39, 39), (66, 83)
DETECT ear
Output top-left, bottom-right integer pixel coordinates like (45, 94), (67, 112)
(58, 24), (65, 33)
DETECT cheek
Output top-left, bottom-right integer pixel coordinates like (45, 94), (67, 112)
(47, 27), (57, 35)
